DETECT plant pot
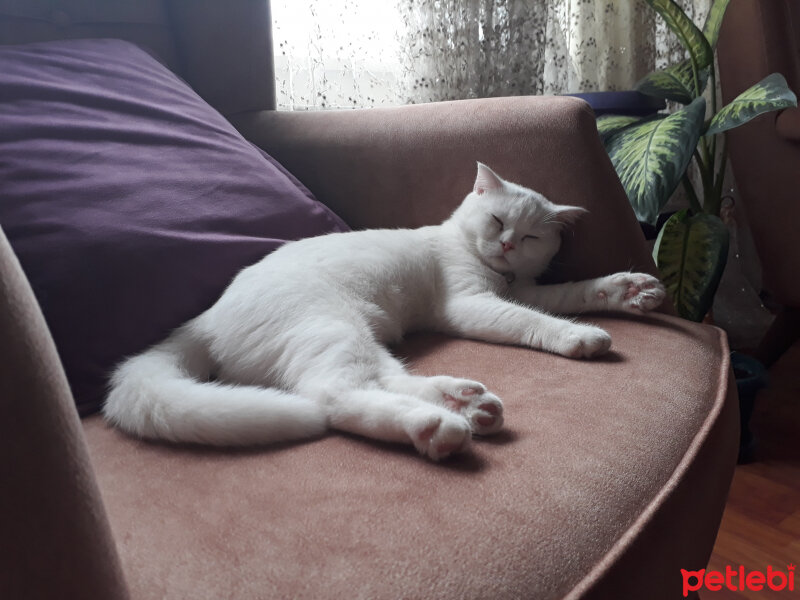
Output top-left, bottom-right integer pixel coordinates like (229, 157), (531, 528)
(730, 351), (768, 464)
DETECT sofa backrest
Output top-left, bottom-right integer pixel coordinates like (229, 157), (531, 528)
(0, 0), (276, 115)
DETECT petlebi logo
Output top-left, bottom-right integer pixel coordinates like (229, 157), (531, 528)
(682, 564), (795, 596)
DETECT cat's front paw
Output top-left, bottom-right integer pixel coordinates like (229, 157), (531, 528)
(554, 325), (611, 359)
(406, 409), (472, 461)
(597, 272), (666, 313)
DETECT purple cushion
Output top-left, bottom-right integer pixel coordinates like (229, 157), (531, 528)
(0, 38), (349, 415)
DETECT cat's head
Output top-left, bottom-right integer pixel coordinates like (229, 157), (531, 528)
(451, 163), (585, 279)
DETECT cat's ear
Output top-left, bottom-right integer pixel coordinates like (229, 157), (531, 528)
(553, 205), (588, 225)
(474, 162), (504, 195)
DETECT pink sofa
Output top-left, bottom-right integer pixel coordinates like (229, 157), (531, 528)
(0, 1), (737, 599)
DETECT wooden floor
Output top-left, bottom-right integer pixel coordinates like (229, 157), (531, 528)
(702, 341), (800, 599)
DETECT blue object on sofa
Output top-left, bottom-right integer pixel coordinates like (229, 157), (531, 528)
(565, 90), (666, 117)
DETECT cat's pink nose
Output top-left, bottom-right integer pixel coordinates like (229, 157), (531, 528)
(501, 241), (515, 253)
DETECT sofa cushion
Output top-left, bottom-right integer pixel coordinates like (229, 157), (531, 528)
(0, 38), (348, 415)
(81, 313), (737, 600)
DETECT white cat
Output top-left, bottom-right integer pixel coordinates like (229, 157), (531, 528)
(104, 163), (665, 460)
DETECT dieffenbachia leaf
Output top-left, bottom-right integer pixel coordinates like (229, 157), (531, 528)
(703, 0), (731, 48)
(706, 73), (798, 136)
(636, 59), (710, 104)
(596, 114), (642, 143)
(653, 210), (729, 322)
(645, 0), (714, 71)
(604, 97), (706, 225)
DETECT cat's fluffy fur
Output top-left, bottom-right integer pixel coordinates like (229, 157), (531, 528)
(105, 163), (665, 460)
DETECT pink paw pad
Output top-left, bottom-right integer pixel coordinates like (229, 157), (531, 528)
(476, 403), (500, 426)
(443, 393), (469, 410)
(597, 291), (608, 300)
(417, 423), (438, 443)
(480, 403), (501, 416)
(436, 442), (461, 456)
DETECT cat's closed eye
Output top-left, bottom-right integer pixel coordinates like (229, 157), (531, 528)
(491, 214), (504, 230)
(523, 234), (539, 241)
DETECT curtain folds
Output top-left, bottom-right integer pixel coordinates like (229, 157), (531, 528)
(272, 0), (713, 110)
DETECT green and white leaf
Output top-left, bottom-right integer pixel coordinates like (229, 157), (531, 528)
(702, 0), (731, 48)
(604, 97), (706, 225)
(707, 73), (798, 136)
(653, 210), (729, 322)
(596, 114), (642, 143)
(645, 0), (714, 70)
(636, 60), (709, 104)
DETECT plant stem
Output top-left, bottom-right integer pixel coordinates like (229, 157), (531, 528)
(709, 136), (728, 217)
(701, 138), (713, 178)
(709, 61), (719, 188)
(694, 145), (715, 210)
(690, 55), (702, 99)
(682, 173), (703, 214)
(710, 61), (718, 117)
(693, 147), (707, 172)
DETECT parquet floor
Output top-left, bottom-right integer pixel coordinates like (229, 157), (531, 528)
(702, 341), (800, 599)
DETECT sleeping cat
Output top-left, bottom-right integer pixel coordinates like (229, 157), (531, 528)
(104, 163), (665, 460)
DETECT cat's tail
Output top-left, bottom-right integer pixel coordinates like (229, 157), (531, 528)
(103, 326), (328, 446)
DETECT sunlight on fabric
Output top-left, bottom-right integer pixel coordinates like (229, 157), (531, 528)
(271, 0), (407, 110)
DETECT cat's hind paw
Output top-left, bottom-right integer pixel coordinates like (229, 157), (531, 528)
(427, 377), (504, 436)
(407, 410), (471, 461)
(442, 388), (504, 436)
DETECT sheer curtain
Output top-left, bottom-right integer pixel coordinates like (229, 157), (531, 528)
(271, 0), (713, 110)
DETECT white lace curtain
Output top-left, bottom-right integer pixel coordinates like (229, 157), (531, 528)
(272, 0), (712, 110)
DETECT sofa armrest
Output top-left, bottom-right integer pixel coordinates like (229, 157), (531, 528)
(231, 96), (659, 286)
(0, 227), (129, 600)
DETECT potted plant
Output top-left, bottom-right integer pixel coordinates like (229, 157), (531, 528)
(597, 0), (797, 322)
